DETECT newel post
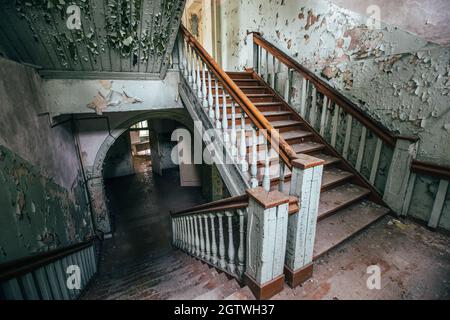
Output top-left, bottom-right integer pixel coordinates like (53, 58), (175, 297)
(246, 32), (258, 72)
(285, 154), (324, 288)
(245, 187), (289, 300)
(383, 138), (418, 214)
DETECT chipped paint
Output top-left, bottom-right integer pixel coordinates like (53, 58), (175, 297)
(217, 0), (450, 165)
(0, 145), (92, 263)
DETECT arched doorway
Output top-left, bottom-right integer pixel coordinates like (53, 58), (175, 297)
(87, 110), (199, 235)
(97, 117), (205, 267)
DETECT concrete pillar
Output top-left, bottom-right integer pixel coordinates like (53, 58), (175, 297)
(284, 154), (324, 288)
(245, 187), (289, 300)
(383, 138), (418, 214)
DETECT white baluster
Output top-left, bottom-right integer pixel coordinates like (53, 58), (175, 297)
(355, 126), (367, 172)
(331, 104), (340, 148)
(225, 211), (236, 274)
(263, 143), (271, 192)
(209, 214), (218, 265)
(191, 49), (197, 90)
(196, 57), (202, 98)
(203, 216), (211, 261)
(185, 217), (191, 252)
(217, 213), (227, 269)
(181, 39), (188, 77)
(240, 112), (248, 173)
(179, 218), (184, 249)
(185, 41), (190, 79)
(342, 114), (353, 159)
(309, 86), (317, 128)
(189, 216), (195, 254)
(193, 215), (200, 256)
(215, 80), (221, 129)
(230, 101), (238, 158)
(187, 45), (193, 83)
(208, 71), (215, 120)
(279, 161), (286, 193)
(198, 214), (205, 258)
(320, 95), (328, 136)
(300, 78), (308, 117)
(222, 91), (229, 145)
(250, 128), (258, 188)
(202, 63), (208, 108)
(236, 209), (245, 277)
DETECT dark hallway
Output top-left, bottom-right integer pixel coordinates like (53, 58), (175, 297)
(81, 157), (208, 299)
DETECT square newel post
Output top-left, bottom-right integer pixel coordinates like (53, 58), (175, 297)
(284, 154), (324, 288)
(383, 138), (418, 214)
(244, 187), (290, 300)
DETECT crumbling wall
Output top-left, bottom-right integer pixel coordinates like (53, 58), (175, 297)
(0, 58), (93, 263)
(219, 0), (450, 164)
(217, 0), (450, 229)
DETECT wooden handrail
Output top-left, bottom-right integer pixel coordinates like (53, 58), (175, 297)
(411, 160), (450, 181)
(171, 194), (249, 217)
(251, 32), (418, 148)
(0, 238), (95, 282)
(181, 26), (298, 168)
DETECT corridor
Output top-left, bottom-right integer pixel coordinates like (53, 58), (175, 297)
(82, 158), (207, 298)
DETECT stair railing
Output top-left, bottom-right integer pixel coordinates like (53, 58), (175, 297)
(247, 32), (420, 214)
(405, 160), (450, 229)
(171, 189), (291, 300)
(0, 238), (98, 300)
(178, 26), (299, 193)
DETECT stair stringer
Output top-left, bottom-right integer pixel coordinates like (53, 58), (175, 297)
(178, 76), (249, 196)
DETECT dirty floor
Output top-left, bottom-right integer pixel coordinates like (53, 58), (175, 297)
(83, 157), (450, 300)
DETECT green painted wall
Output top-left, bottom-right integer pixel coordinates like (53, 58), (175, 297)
(0, 145), (93, 263)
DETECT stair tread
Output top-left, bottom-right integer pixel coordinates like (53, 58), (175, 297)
(322, 168), (353, 189)
(271, 120), (303, 128)
(281, 130), (314, 140)
(313, 153), (341, 166)
(292, 141), (325, 154)
(253, 101), (283, 106)
(318, 184), (371, 220)
(314, 200), (389, 259)
(194, 279), (241, 300)
(224, 286), (256, 300)
(225, 110), (291, 120)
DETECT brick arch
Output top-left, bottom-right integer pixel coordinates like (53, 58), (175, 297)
(88, 109), (193, 234)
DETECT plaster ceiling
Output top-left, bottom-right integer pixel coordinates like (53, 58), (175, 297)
(0, 0), (186, 76)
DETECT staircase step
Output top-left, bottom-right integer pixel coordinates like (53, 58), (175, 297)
(271, 120), (303, 129)
(314, 200), (389, 259)
(193, 279), (241, 300)
(167, 270), (230, 300)
(312, 153), (341, 166)
(226, 71), (254, 79)
(224, 286), (256, 300)
(321, 168), (353, 190)
(318, 184), (371, 221)
(281, 130), (314, 142)
(292, 141), (326, 154)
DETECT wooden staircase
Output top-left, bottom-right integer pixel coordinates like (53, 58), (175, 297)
(224, 70), (390, 260)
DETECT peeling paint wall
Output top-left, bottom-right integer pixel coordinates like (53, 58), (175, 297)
(211, 0), (450, 229)
(42, 71), (183, 116)
(0, 57), (93, 263)
(218, 0), (450, 166)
